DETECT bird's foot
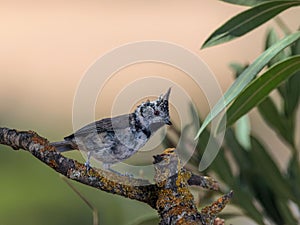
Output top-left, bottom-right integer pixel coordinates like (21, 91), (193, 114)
(84, 161), (91, 172)
(84, 152), (92, 172)
(124, 172), (134, 178)
(103, 164), (134, 177)
(111, 170), (134, 178)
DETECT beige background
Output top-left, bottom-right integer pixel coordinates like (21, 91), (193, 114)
(1, 0), (299, 162)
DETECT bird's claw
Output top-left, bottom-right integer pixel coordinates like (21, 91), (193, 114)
(84, 161), (91, 172)
(107, 168), (134, 177)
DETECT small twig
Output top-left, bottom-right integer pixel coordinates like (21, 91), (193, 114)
(200, 191), (234, 224)
(60, 175), (99, 225)
(188, 174), (219, 191)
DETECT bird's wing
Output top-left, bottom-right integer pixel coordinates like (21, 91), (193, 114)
(64, 114), (133, 139)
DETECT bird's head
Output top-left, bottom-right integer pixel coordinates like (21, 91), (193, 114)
(135, 88), (172, 130)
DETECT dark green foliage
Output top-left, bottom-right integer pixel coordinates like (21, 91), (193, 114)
(141, 1), (300, 224)
(195, 31), (300, 139)
(177, 2), (300, 224)
(202, 1), (300, 48)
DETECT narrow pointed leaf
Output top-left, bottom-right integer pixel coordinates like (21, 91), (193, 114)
(276, 198), (299, 225)
(265, 28), (289, 67)
(195, 32), (300, 138)
(196, 125), (234, 178)
(257, 97), (293, 145)
(220, 0), (295, 6)
(224, 56), (300, 129)
(235, 115), (251, 150)
(287, 154), (300, 205)
(202, 1), (300, 48)
(189, 103), (199, 125)
(225, 129), (251, 171)
(209, 147), (234, 184)
(229, 62), (248, 78)
(194, 116), (234, 183)
(249, 176), (284, 224)
(250, 137), (294, 200)
(285, 69), (300, 116)
(265, 28), (291, 98)
(231, 188), (265, 224)
(285, 38), (300, 116)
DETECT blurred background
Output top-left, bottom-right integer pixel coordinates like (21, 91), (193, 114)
(0, 1), (299, 224)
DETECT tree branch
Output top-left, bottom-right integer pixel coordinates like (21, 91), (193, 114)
(0, 127), (232, 225)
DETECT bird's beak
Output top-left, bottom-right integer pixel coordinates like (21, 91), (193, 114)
(166, 119), (172, 125)
(162, 87), (171, 101)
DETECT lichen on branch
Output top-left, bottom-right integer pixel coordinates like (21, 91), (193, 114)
(0, 127), (232, 225)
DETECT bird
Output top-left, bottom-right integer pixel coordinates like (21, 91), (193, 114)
(51, 88), (172, 172)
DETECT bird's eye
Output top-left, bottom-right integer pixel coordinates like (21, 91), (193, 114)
(154, 110), (160, 116)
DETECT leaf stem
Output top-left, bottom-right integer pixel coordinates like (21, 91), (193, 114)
(274, 16), (292, 35)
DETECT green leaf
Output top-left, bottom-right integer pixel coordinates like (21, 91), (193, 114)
(220, 0), (295, 6)
(202, 1), (300, 48)
(209, 147), (235, 184)
(285, 70), (300, 116)
(276, 198), (299, 225)
(222, 56), (300, 130)
(225, 129), (252, 176)
(264, 28), (291, 98)
(189, 102), (200, 129)
(229, 63), (251, 149)
(231, 188), (265, 224)
(285, 38), (300, 116)
(257, 97), (293, 145)
(235, 115), (251, 150)
(195, 32), (300, 138)
(249, 175), (285, 224)
(287, 153), (300, 205)
(229, 62), (248, 78)
(226, 132), (293, 223)
(194, 118), (234, 183)
(195, 126), (234, 178)
(250, 136), (294, 200)
(265, 28), (290, 67)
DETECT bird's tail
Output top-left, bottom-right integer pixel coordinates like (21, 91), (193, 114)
(50, 140), (75, 152)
